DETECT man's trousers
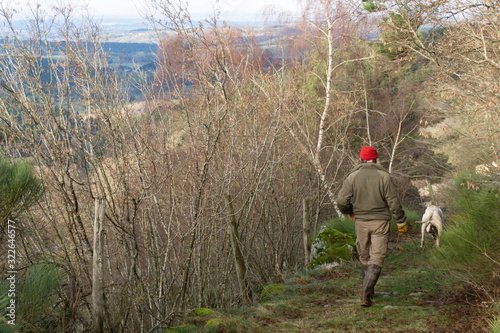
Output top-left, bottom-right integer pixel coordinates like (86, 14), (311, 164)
(355, 220), (390, 267)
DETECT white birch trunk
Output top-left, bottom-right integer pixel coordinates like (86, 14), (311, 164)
(92, 198), (106, 333)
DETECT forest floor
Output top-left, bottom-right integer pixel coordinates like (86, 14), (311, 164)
(165, 235), (498, 333)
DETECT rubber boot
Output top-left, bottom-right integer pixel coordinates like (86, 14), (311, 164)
(361, 264), (368, 280)
(360, 264), (382, 307)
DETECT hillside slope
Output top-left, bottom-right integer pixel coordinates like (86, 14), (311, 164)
(166, 235), (497, 333)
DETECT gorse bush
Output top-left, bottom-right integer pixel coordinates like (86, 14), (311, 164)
(19, 263), (61, 327)
(0, 155), (42, 227)
(490, 315), (500, 333)
(431, 174), (500, 288)
(0, 263), (61, 332)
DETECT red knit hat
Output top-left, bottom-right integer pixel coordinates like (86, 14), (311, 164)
(360, 146), (378, 160)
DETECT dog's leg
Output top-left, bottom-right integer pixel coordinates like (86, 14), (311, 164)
(434, 221), (443, 248)
(421, 223), (426, 248)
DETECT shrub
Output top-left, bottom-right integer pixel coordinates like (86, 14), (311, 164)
(489, 316), (500, 333)
(0, 155), (42, 234)
(0, 263), (61, 332)
(431, 174), (500, 289)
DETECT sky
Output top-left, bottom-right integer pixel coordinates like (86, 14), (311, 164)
(17, 0), (300, 22)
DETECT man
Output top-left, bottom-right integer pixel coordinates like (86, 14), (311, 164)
(337, 146), (407, 307)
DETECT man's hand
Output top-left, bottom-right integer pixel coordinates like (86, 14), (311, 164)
(349, 213), (355, 221)
(398, 224), (408, 234)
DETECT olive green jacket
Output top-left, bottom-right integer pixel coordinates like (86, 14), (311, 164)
(337, 163), (406, 226)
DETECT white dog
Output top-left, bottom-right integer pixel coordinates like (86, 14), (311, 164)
(417, 205), (444, 248)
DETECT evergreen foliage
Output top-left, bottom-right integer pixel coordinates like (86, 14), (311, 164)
(374, 7), (426, 60)
(0, 155), (42, 236)
(489, 314), (500, 333)
(431, 174), (500, 288)
(362, 0), (379, 13)
(0, 263), (61, 332)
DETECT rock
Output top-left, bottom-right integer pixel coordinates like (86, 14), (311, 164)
(193, 307), (216, 317)
(165, 324), (197, 332)
(310, 225), (328, 260)
(204, 318), (221, 329)
(383, 305), (400, 310)
(383, 305), (423, 310)
(316, 262), (340, 270)
(309, 226), (357, 269)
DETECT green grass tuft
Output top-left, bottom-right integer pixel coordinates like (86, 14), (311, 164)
(322, 217), (356, 235)
(260, 284), (287, 302)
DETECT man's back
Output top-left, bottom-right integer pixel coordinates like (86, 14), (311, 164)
(337, 162), (405, 224)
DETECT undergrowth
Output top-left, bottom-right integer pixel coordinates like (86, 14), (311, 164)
(431, 174), (500, 290)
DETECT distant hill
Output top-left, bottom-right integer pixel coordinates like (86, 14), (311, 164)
(102, 42), (157, 53)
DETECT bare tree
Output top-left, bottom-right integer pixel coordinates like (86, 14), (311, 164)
(266, 0), (379, 216)
(367, 0), (500, 172)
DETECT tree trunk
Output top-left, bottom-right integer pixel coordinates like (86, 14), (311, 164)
(224, 195), (251, 304)
(92, 198), (106, 333)
(302, 198), (311, 267)
(427, 179), (436, 206)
